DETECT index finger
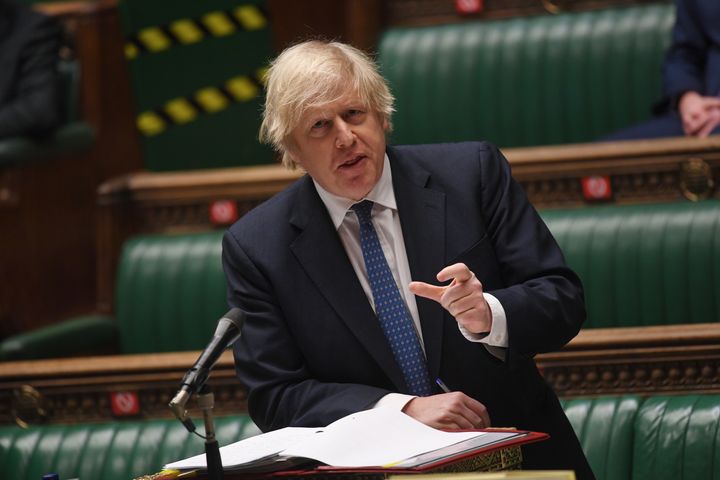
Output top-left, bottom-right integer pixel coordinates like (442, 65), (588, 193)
(436, 263), (474, 283)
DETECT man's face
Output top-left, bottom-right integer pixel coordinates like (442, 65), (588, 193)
(287, 92), (388, 201)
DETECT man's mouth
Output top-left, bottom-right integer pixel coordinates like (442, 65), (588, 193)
(339, 155), (366, 169)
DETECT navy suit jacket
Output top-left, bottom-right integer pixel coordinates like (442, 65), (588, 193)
(658, 0), (720, 111)
(223, 142), (589, 472)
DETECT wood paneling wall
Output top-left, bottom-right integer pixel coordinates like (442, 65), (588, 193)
(0, 1), (143, 337)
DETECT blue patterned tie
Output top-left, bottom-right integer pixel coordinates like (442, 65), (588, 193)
(351, 200), (433, 396)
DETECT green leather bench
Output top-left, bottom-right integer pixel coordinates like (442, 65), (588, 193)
(2, 198), (718, 360)
(562, 394), (720, 480)
(0, 231), (227, 360)
(542, 200), (720, 328)
(1, 395), (718, 480)
(378, 3), (674, 147)
(0, 415), (260, 480)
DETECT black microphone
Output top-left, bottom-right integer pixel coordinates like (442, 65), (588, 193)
(170, 308), (245, 431)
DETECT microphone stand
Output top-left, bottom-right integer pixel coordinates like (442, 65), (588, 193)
(198, 384), (223, 480)
(169, 308), (245, 479)
(169, 383), (224, 480)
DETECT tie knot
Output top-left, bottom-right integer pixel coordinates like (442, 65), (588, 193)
(351, 200), (374, 223)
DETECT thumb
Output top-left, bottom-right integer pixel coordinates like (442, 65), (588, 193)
(409, 281), (445, 302)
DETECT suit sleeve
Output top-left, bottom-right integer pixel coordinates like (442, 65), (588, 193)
(0, 14), (62, 138)
(222, 230), (390, 432)
(477, 144), (586, 362)
(657, 0), (708, 112)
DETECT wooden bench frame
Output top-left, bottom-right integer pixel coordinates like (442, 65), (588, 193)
(96, 136), (720, 311)
(1, 322), (718, 426)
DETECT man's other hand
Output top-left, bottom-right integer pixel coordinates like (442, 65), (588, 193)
(402, 392), (491, 430)
(409, 262), (492, 334)
(679, 91), (720, 137)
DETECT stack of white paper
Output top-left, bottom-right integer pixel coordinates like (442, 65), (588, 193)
(164, 407), (521, 473)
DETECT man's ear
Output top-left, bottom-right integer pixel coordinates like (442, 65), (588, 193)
(283, 144), (304, 170)
(282, 138), (301, 167)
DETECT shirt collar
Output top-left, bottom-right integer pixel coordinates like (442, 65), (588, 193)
(313, 154), (396, 229)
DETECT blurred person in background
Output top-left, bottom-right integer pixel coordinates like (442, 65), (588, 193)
(603, 0), (720, 140)
(0, 0), (62, 138)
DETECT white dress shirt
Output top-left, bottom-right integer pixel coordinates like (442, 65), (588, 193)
(313, 155), (508, 408)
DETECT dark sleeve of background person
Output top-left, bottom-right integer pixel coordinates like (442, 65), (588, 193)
(0, 0), (63, 138)
(654, 0), (709, 113)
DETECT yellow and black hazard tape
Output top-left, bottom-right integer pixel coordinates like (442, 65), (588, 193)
(136, 67), (267, 137)
(125, 4), (268, 60)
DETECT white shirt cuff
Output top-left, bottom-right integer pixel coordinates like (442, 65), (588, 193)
(372, 393), (416, 411)
(458, 293), (508, 357)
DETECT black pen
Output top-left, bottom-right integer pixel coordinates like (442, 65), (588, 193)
(435, 378), (451, 393)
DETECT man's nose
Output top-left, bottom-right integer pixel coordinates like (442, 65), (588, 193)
(335, 119), (355, 149)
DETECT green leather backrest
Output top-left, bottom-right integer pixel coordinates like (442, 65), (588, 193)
(0, 415), (260, 480)
(116, 230), (227, 353)
(541, 200), (720, 328)
(561, 394), (720, 480)
(378, 3), (674, 148)
(562, 396), (641, 480)
(632, 395), (720, 480)
(114, 199), (720, 354)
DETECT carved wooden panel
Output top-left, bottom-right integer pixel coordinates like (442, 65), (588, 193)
(2, 324), (718, 425)
(536, 323), (720, 397)
(0, 351), (244, 426)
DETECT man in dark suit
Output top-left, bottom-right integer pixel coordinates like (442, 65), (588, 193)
(603, 0), (720, 140)
(223, 40), (594, 478)
(0, 0), (62, 138)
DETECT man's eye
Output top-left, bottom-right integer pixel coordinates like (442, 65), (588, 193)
(346, 110), (364, 121)
(312, 120), (327, 129)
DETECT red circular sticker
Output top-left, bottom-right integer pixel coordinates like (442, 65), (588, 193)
(110, 391), (140, 416)
(455, 0), (483, 14)
(209, 200), (239, 225)
(582, 176), (612, 200)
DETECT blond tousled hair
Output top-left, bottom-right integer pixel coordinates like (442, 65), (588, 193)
(259, 40), (395, 169)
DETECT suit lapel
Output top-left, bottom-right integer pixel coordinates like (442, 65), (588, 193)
(389, 149), (447, 381)
(289, 177), (408, 391)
